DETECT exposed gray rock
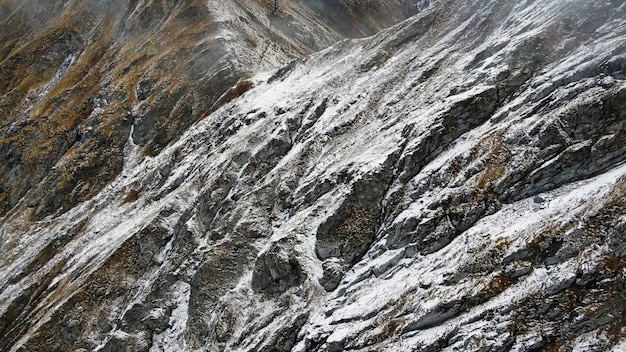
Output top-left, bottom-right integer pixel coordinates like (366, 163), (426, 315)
(319, 258), (346, 292)
(1, 0), (626, 351)
(251, 237), (305, 295)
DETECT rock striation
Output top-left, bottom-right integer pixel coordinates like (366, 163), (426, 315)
(1, 0), (626, 351)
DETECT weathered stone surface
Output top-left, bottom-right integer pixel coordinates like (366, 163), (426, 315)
(319, 258), (346, 292)
(1, 0), (626, 351)
(251, 237), (305, 295)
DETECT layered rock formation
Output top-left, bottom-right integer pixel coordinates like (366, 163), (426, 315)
(1, 0), (626, 351)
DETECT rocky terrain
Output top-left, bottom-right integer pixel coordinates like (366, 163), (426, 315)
(1, 0), (626, 351)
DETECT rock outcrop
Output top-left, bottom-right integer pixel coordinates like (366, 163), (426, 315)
(1, 0), (626, 351)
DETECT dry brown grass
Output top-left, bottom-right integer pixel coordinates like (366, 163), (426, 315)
(220, 80), (255, 106)
(123, 189), (140, 204)
(602, 256), (626, 273)
(474, 135), (510, 190)
(483, 274), (517, 295)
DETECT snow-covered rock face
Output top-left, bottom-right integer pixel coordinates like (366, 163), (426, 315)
(1, 0), (626, 351)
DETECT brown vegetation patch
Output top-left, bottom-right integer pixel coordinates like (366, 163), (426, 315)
(123, 189), (140, 204)
(607, 312), (626, 345)
(142, 144), (156, 158)
(211, 78), (255, 113)
(483, 273), (518, 295)
(474, 135), (510, 190)
(602, 256), (626, 273)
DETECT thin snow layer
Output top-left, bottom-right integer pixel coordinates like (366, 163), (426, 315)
(1, 0), (626, 351)
(302, 164), (626, 351)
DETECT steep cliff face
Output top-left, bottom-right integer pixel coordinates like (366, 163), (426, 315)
(1, 0), (626, 351)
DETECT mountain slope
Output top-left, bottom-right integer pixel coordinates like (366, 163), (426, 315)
(1, 0), (626, 351)
(0, 0), (425, 219)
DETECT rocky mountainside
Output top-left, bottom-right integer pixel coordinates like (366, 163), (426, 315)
(1, 0), (626, 351)
(0, 0), (425, 218)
